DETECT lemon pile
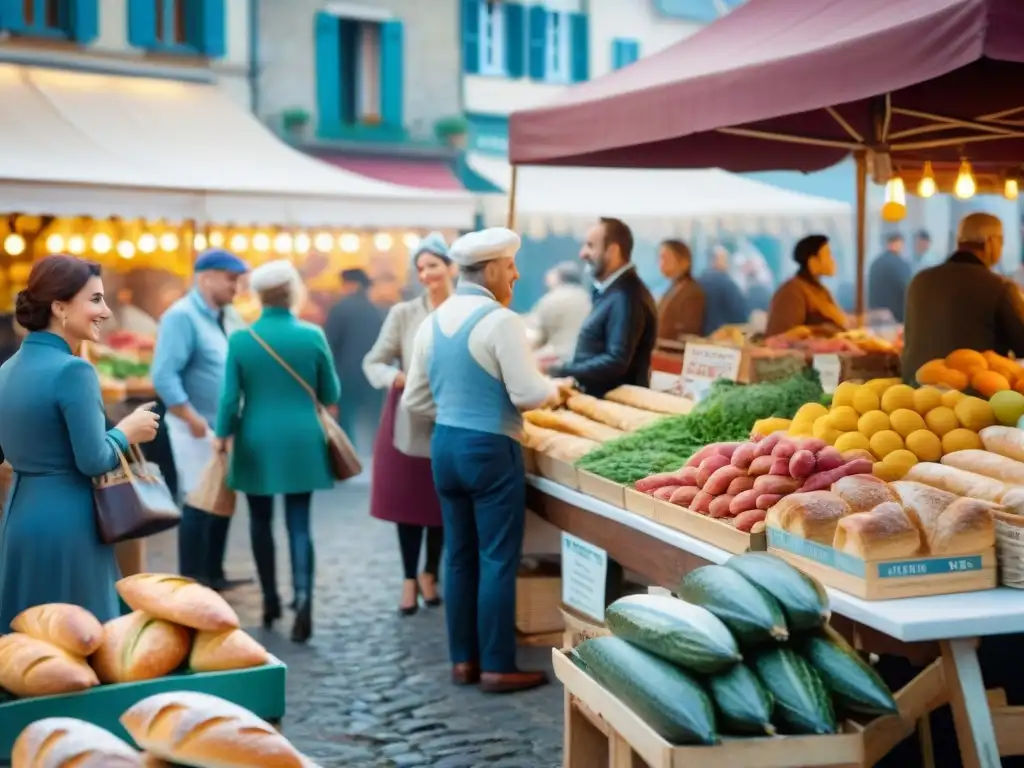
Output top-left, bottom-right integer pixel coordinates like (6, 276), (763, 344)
(788, 379), (996, 481)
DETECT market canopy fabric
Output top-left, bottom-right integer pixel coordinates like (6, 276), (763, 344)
(0, 64), (475, 228)
(467, 153), (849, 240)
(508, 0), (1024, 177)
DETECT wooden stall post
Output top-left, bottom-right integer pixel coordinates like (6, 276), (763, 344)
(854, 149), (867, 327)
(507, 164), (519, 230)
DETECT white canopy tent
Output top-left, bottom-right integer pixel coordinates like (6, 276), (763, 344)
(0, 64), (475, 229)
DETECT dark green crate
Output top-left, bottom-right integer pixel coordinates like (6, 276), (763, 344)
(0, 657), (286, 763)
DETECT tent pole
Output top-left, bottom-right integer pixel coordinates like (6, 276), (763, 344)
(854, 150), (867, 327)
(506, 164), (518, 230)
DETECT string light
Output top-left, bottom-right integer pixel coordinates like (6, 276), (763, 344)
(229, 233), (249, 252)
(402, 233), (420, 250)
(208, 231), (225, 248)
(3, 234), (25, 256)
(92, 233), (113, 254)
(1005, 177), (1019, 201)
(273, 232), (293, 255)
(45, 234), (65, 253)
(137, 233), (158, 254)
(67, 235), (86, 255)
(313, 232), (334, 252)
(252, 232), (271, 252)
(193, 233), (208, 251)
(881, 177), (907, 222)
(294, 233), (311, 254)
(159, 232), (180, 252)
(917, 161), (937, 198)
(373, 233), (393, 250)
(340, 234), (361, 253)
(954, 160), (976, 200)
(116, 240), (136, 259)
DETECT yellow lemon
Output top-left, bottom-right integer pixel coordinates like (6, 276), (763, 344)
(834, 432), (872, 454)
(912, 386), (943, 415)
(788, 420), (814, 437)
(795, 402), (829, 423)
(829, 405), (860, 432)
(924, 406), (959, 437)
(941, 428), (983, 454)
(857, 410), (891, 438)
(953, 396), (996, 432)
(869, 430), (904, 460)
(852, 387), (881, 415)
(832, 382), (860, 409)
(872, 461), (905, 482)
(905, 430), (943, 462)
(884, 449), (918, 471)
(941, 389), (966, 409)
(865, 378), (894, 397)
(880, 384), (916, 414)
(889, 408), (927, 439)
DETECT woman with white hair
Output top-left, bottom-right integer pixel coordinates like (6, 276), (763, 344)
(363, 232), (454, 615)
(213, 259), (341, 643)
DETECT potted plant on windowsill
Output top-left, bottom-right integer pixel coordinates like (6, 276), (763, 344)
(282, 108), (311, 139)
(434, 115), (468, 148)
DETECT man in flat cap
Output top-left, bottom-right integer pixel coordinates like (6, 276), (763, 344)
(151, 248), (251, 591)
(403, 227), (571, 693)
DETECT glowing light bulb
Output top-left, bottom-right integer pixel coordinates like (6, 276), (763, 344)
(340, 234), (361, 253)
(917, 161), (937, 198)
(273, 232), (293, 255)
(137, 233), (158, 254)
(954, 160), (976, 200)
(402, 233), (420, 250)
(45, 234), (65, 253)
(373, 233), (393, 251)
(252, 232), (271, 252)
(881, 177), (907, 223)
(294, 233), (311, 254)
(208, 231), (225, 248)
(193, 233), (208, 251)
(67, 235), (86, 255)
(313, 232), (334, 252)
(229, 233), (249, 252)
(160, 232), (180, 252)
(3, 233), (25, 256)
(1005, 178), (1019, 201)
(92, 233), (113, 254)
(116, 240), (136, 259)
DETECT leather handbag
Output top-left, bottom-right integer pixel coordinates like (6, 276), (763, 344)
(248, 329), (362, 481)
(93, 443), (181, 544)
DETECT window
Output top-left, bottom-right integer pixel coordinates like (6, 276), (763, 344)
(127, 0), (226, 57)
(611, 38), (640, 71)
(154, 0), (187, 46)
(544, 11), (570, 83)
(338, 19), (382, 123)
(527, 6), (586, 84)
(478, 1), (506, 75)
(1, 0), (97, 42)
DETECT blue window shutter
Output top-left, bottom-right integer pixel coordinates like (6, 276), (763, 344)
(315, 12), (341, 133)
(611, 39), (622, 70)
(0, 0), (26, 32)
(569, 12), (588, 82)
(527, 6), (546, 81)
(611, 37), (639, 70)
(461, 0), (480, 74)
(127, 0), (156, 48)
(504, 3), (524, 78)
(69, 0), (98, 44)
(196, 0), (226, 57)
(380, 20), (404, 128)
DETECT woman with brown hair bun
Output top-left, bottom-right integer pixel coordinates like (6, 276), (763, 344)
(765, 234), (848, 337)
(0, 255), (160, 628)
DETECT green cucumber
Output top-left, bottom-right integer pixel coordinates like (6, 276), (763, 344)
(708, 663), (776, 736)
(753, 647), (836, 735)
(801, 625), (898, 716)
(576, 637), (718, 745)
(677, 565), (789, 646)
(605, 594), (741, 674)
(725, 553), (830, 631)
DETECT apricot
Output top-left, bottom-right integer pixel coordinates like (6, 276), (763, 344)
(915, 360), (949, 386)
(945, 349), (988, 376)
(971, 370), (1011, 398)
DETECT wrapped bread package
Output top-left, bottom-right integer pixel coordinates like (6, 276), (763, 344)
(903, 462), (1007, 504)
(91, 611), (191, 684)
(942, 449), (1024, 486)
(523, 409), (623, 442)
(980, 425), (1024, 463)
(604, 384), (693, 415)
(833, 501), (922, 560)
(12, 717), (145, 767)
(9, 603), (104, 657)
(190, 629), (270, 673)
(116, 573), (239, 631)
(0, 632), (99, 698)
(831, 475), (896, 514)
(565, 393), (664, 432)
(767, 491), (851, 545)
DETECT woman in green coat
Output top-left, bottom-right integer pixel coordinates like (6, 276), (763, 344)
(215, 260), (341, 643)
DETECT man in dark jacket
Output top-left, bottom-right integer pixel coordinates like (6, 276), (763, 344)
(868, 233), (912, 322)
(902, 213), (1024, 383)
(548, 218), (657, 398)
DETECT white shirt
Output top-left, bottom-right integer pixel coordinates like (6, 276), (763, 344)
(594, 262), (636, 295)
(402, 283), (558, 420)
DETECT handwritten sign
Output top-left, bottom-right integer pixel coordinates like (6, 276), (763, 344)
(680, 344), (742, 402)
(813, 354), (842, 394)
(561, 532), (609, 622)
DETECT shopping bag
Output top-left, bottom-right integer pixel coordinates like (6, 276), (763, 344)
(93, 443), (181, 544)
(186, 452), (237, 517)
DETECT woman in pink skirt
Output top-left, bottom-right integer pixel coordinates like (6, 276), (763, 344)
(363, 233), (454, 614)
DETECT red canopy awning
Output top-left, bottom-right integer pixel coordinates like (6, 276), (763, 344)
(508, 0), (1024, 174)
(314, 155), (465, 191)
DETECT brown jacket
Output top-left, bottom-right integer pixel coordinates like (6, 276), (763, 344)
(902, 251), (1024, 383)
(766, 274), (847, 337)
(657, 276), (705, 341)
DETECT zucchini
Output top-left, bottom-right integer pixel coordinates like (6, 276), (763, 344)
(801, 625), (898, 716)
(725, 553), (830, 631)
(677, 565), (789, 646)
(575, 636), (718, 745)
(605, 594), (741, 674)
(708, 663), (776, 736)
(753, 647), (836, 735)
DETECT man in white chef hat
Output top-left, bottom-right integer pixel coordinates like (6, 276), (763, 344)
(403, 227), (571, 693)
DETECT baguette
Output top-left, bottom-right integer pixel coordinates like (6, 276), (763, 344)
(190, 629), (270, 672)
(941, 449), (1024, 486)
(121, 691), (317, 768)
(0, 633), (98, 698)
(979, 425), (1024, 463)
(565, 393), (664, 432)
(522, 409), (623, 442)
(903, 462), (1007, 503)
(12, 717), (145, 767)
(116, 573), (239, 631)
(604, 385), (693, 415)
(91, 611), (191, 684)
(10, 603), (104, 657)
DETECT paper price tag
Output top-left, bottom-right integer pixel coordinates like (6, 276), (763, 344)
(680, 344), (742, 402)
(813, 354), (842, 394)
(561, 533), (608, 622)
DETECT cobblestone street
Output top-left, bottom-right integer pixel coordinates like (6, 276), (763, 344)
(148, 476), (563, 768)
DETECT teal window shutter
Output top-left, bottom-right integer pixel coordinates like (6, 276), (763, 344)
(461, 0), (480, 74)
(527, 5), (546, 81)
(380, 20), (404, 128)
(0, 0), (26, 32)
(188, 0), (226, 57)
(569, 12), (588, 82)
(127, 0), (156, 48)
(611, 38), (639, 70)
(69, 0), (98, 44)
(504, 3), (524, 78)
(315, 12), (341, 134)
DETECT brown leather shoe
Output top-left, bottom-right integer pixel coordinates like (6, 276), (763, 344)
(480, 670), (549, 693)
(451, 662), (481, 686)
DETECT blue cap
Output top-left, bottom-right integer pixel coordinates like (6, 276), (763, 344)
(414, 232), (450, 263)
(194, 248), (248, 274)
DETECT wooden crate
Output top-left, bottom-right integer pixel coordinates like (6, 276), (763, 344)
(536, 453), (580, 489)
(838, 351), (901, 383)
(649, 497), (767, 554)
(516, 569), (564, 635)
(623, 488), (656, 520)
(523, 446), (538, 475)
(556, 647), (939, 768)
(561, 606), (611, 650)
(767, 527), (997, 600)
(578, 471), (626, 508)
(738, 347), (808, 384)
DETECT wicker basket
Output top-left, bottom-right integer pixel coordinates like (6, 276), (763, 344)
(995, 510), (1024, 589)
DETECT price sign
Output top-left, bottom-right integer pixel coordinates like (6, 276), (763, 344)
(561, 533), (609, 622)
(813, 354), (842, 394)
(680, 344), (742, 402)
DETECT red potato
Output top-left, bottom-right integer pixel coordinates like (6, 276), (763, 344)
(795, 437), (828, 454)
(726, 475), (756, 496)
(668, 486), (701, 507)
(799, 458), (874, 493)
(729, 488), (761, 516)
(716, 442), (742, 460)
(813, 447), (845, 473)
(677, 466), (700, 486)
(753, 474), (802, 495)
(704, 465), (748, 496)
(697, 454), (731, 488)
(709, 494), (736, 518)
(730, 442), (757, 469)
(788, 450), (816, 479)
(652, 485), (681, 500)
(756, 493), (785, 510)
(734, 508), (768, 532)
(690, 490), (714, 515)
(748, 455), (774, 476)
(771, 439), (798, 460)
(769, 458), (792, 476)
(753, 432), (784, 458)
(685, 443), (722, 469)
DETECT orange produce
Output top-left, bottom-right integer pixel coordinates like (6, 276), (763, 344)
(939, 368), (969, 391)
(915, 360), (950, 386)
(1015, 378), (1024, 396)
(983, 351), (1021, 382)
(946, 349), (988, 375)
(971, 370), (1012, 397)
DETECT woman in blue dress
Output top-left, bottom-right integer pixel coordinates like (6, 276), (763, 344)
(0, 255), (160, 628)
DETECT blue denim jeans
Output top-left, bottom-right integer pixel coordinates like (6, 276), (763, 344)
(247, 492), (314, 607)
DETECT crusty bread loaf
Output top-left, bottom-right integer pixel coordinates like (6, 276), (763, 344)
(980, 426), (1024, 463)
(832, 502), (922, 560)
(190, 629), (270, 673)
(604, 385), (693, 415)
(565, 394), (664, 432)
(121, 691), (317, 768)
(522, 409), (623, 442)
(930, 497), (996, 555)
(90, 611), (191, 684)
(12, 717), (145, 767)
(903, 462), (1007, 503)
(0, 633), (98, 698)
(830, 475), (896, 514)
(941, 449), (1024, 486)
(10, 603), (104, 657)
(116, 573), (239, 631)
(769, 491), (851, 545)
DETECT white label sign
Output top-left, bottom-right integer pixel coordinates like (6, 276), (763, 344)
(680, 344), (742, 402)
(813, 354), (842, 394)
(561, 532), (609, 622)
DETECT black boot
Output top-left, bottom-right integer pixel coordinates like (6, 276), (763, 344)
(291, 594), (312, 643)
(249, 513), (280, 629)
